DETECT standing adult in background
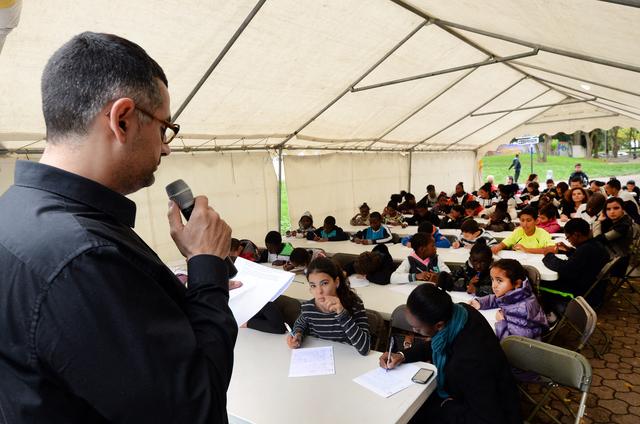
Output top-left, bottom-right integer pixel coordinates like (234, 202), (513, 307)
(568, 163), (589, 187)
(508, 153), (521, 183)
(0, 33), (237, 423)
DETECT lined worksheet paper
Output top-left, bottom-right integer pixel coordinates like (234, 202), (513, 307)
(288, 346), (335, 377)
(353, 364), (423, 398)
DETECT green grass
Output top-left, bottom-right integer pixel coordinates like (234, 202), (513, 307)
(280, 181), (291, 234)
(482, 154), (640, 184)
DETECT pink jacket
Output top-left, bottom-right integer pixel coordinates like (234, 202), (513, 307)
(538, 219), (562, 234)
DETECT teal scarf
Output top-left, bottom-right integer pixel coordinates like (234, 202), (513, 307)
(431, 304), (469, 398)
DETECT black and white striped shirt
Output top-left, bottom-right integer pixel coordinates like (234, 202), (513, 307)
(293, 299), (370, 355)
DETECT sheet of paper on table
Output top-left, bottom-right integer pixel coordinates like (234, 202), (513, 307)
(348, 274), (370, 288)
(289, 346), (335, 377)
(229, 257), (295, 327)
(353, 363), (428, 398)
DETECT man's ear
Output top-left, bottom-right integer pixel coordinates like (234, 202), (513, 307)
(434, 320), (446, 332)
(106, 98), (136, 144)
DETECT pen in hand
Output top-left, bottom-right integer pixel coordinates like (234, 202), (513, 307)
(284, 323), (296, 338)
(386, 336), (395, 372)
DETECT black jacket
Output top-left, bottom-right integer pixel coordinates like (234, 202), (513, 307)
(0, 161), (237, 424)
(402, 304), (521, 424)
(306, 226), (349, 241)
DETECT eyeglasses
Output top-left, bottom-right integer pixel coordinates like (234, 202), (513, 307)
(135, 106), (180, 144)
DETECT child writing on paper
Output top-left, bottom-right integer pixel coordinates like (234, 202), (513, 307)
(446, 240), (494, 296)
(290, 211), (315, 238)
(287, 257), (370, 355)
(469, 259), (548, 340)
(451, 219), (497, 248)
(390, 233), (451, 285)
(282, 247), (326, 272)
(352, 212), (393, 245)
(400, 220), (451, 248)
(306, 216), (349, 241)
(259, 231), (294, 265)
(344, 244), (396, 285)
(491, 207), (556, 255)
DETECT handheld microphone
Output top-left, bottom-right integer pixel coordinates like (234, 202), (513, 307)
(166, 179), (237, 278)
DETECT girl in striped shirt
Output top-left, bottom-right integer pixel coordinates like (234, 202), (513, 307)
(287, 257), (370, 355)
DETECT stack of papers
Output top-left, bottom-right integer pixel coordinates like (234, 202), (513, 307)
(229, 258), (295, 327)
(288, 346), (335, 377)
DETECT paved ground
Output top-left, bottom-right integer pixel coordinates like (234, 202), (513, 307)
(520, 276), (640, 423)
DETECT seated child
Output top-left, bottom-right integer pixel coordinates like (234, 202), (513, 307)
(350, 202), (371, 226)
(431, 192), (452, 215)
(542, 218), (610, 309)
(283, 247), (326, 272)
(577, 192), (606, 228)
(383, 202), (407, 227)
(463, 200), (483, 218)
(452, 219), (497, 248)
(470, 259), (548, 340)
(446, 240), (494, 296)
(344, 244), (396, 285)
(230, 238), (260, 262)
(401, 221), (451, 248)
(390, 233), (451, 284)
(405, 201), (441, 226)
(352, 212), (392, 245)
(287, 257), (370, 355)
(483, 201), (515, 232)
(259, 231), (294, 265)
(439, 205), (467, 229)
(397, 192), (417, 214)
(307, 216), (349, 241)
(491, 207), (555, 254)
(537, 204), (561, 234)
(290, 211), (315, 237)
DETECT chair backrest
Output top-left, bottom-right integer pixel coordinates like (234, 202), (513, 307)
(501, 336), (592, 392)
(563, 296), (597, 350)
(365, 309), (385, 351)
(583, 255), (622, 300)
(523, 264), (541, 296)
(389, 304), (414, 333)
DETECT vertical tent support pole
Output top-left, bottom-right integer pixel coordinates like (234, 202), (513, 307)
(408, 150), (413, 193)
(277, 147), (283, 232)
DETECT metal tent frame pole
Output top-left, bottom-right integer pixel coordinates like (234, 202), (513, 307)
(276, 21), (429, 149)
(366, 68), (478, 149)
(408, 150), (412, 193)
(170, 0), (267, 123)
(277, 147), (283, 231)
(409, 77), (528, 150)
(352, 49), (538, 93)
(470, 97), (596, 117)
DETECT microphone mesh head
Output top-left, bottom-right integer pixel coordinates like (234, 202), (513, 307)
(165, 179), (194, 209)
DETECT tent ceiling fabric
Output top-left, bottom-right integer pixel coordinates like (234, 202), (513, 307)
(1, 0), (639, 155)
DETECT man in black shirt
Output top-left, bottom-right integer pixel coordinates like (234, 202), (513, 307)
(508, 153), (521, 183)
(0, 33), (237, 423)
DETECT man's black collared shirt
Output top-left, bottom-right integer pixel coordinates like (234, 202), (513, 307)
(0, 161), (237, 423)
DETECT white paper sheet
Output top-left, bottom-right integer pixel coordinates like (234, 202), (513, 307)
(348, 274), (370, 288)
(353, 363), (427, 398)
(228, 258), (295, 326)
(288, 346), (335, 377)
(388, 284), (415, 296)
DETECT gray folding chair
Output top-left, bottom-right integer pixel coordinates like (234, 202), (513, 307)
(545, 296), (609, 358)
(386, 304), (423, 351)
(523, 264), (541, 297)
(604, 257), (640, 313)
(582, 255), (623, 308)
(365, 309), (385, 352)
(501, 336), (592, 424)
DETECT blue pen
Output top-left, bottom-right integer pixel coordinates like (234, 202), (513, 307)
(284, 323), (296, 338)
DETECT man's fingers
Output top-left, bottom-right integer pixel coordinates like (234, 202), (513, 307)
(167, 201), (184, 237)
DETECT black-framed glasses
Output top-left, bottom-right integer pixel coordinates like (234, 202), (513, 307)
(135, 106), (180, 144)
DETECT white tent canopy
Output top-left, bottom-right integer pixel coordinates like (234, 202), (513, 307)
(1, 0), (639, 260)
(1, 0), (640, 153)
